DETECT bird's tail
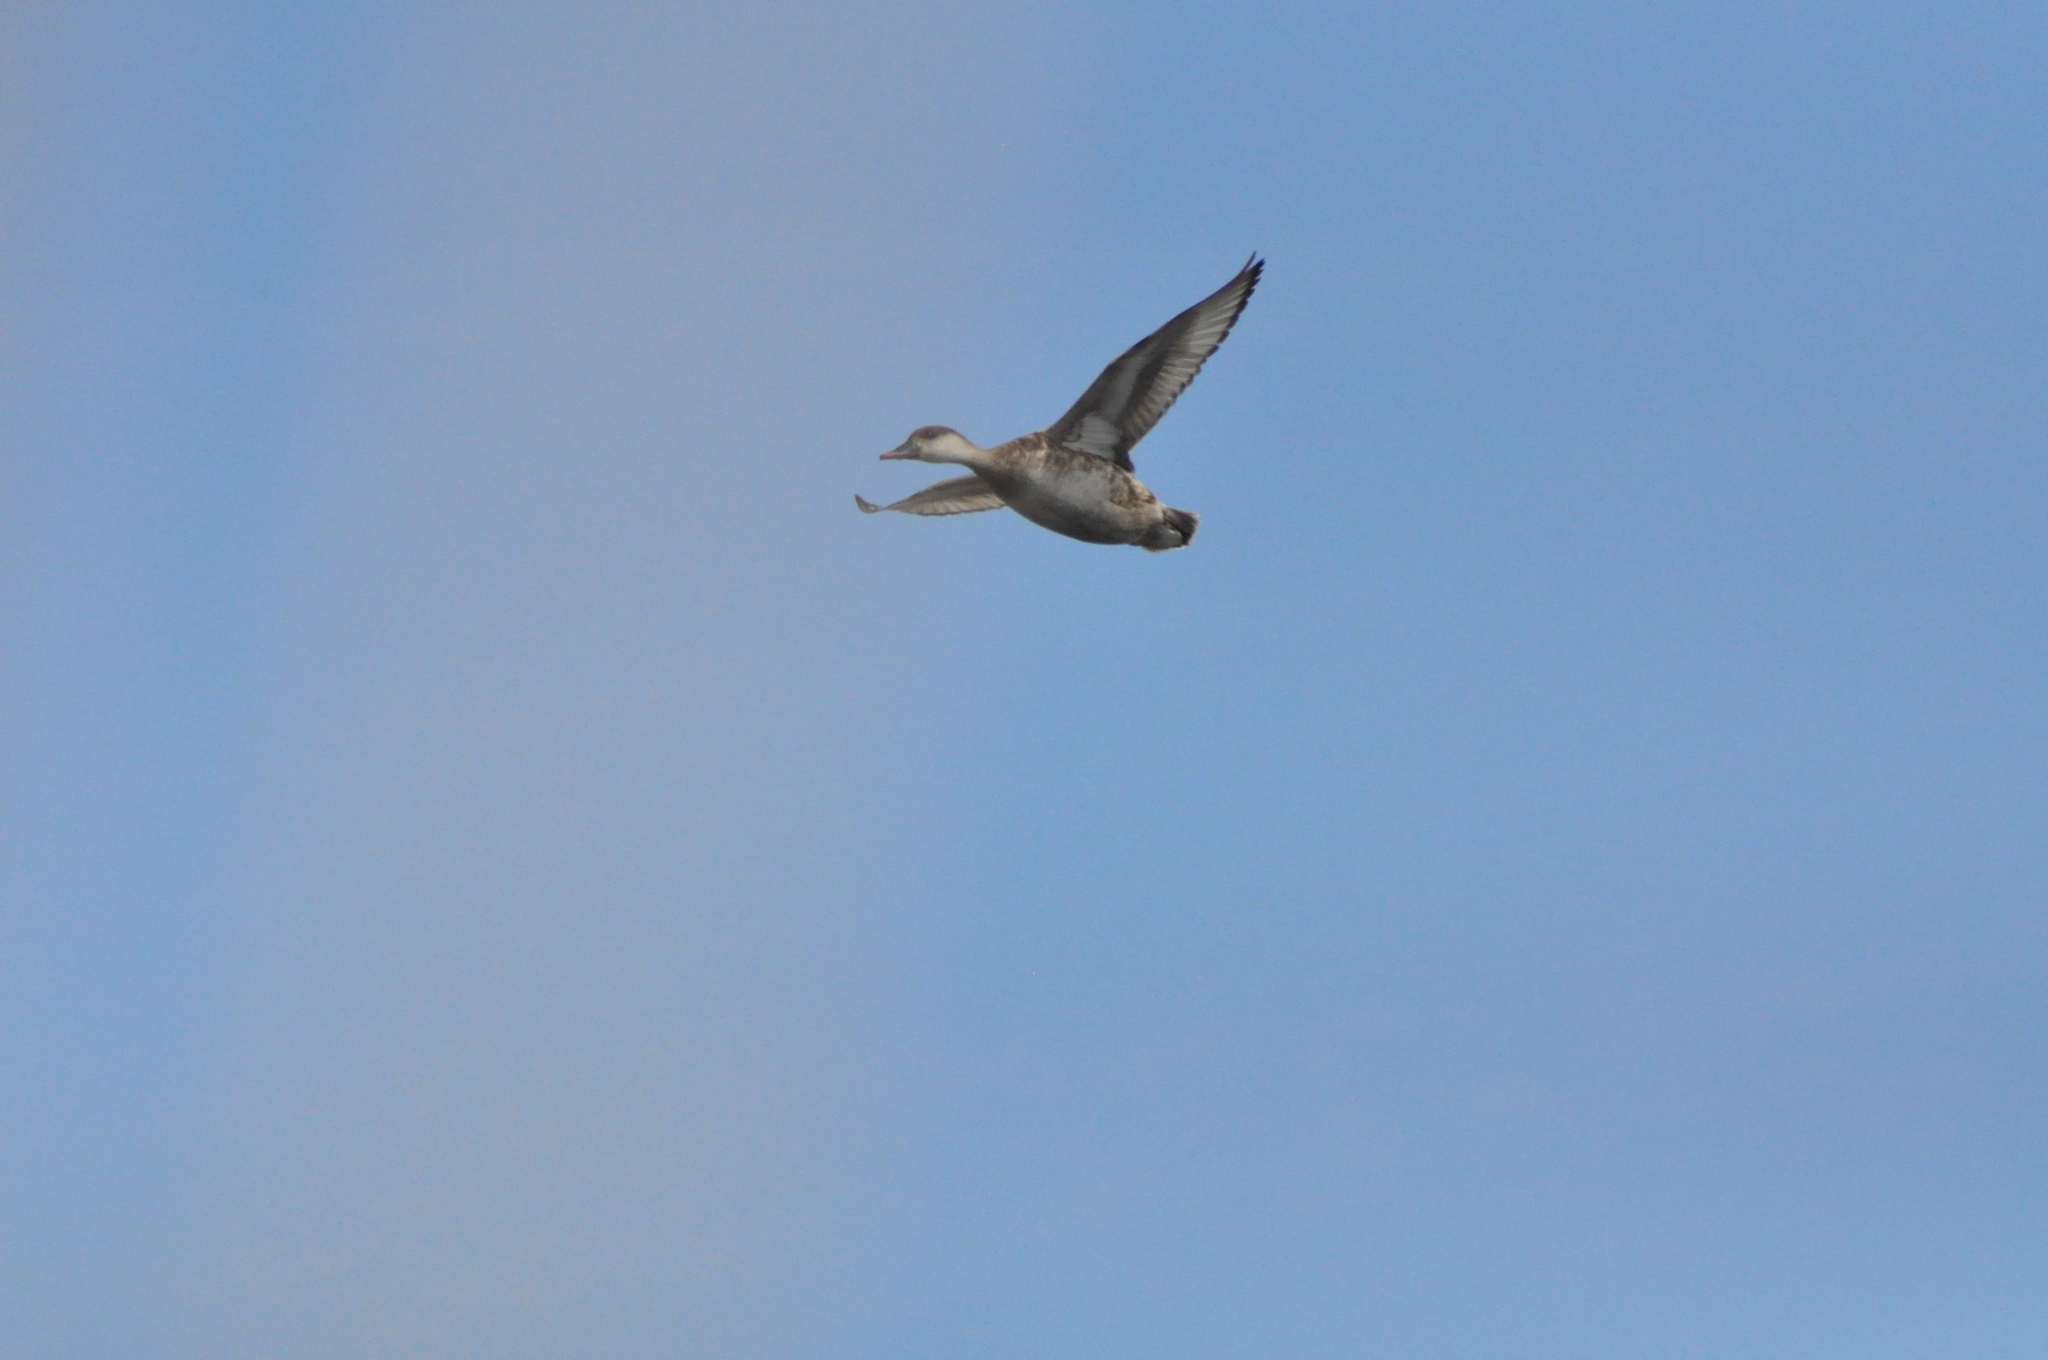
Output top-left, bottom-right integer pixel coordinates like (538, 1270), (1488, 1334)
(1140, 506), (1199, 553)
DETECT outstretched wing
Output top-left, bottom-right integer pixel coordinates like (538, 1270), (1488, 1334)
(1043, 254), (1262, 472)
(855, 474), (1005, 517)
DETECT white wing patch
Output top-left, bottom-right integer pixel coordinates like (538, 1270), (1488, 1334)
(1044, 255), (1262, 472)
(1067, 413), (1123, 460)
(856, 474), (1006, 517)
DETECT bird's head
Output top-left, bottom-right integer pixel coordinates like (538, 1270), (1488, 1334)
(882, 426), (978, 463)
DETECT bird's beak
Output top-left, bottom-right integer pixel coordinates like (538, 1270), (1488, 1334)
(880, 442), (914, 460)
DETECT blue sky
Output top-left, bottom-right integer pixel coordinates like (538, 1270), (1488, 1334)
(6, 3), (2045, 1356)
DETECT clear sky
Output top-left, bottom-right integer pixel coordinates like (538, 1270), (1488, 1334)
(6, 2), (2045, 1356)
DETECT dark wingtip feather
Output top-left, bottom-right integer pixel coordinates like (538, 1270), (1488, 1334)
(855, 494), (882, 514)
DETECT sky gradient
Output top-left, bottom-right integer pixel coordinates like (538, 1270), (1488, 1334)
(7, 3), (2046, 1357)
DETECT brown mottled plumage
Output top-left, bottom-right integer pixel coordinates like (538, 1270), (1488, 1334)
(856, 256), (1261, 552)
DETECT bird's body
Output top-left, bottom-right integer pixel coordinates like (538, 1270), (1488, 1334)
(868, 432), (1194, 549)
(857, 256), (1262, 552)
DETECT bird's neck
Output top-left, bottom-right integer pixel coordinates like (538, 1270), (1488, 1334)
(936, 443), (992, 472)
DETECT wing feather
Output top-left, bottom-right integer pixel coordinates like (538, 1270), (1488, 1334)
(1043, 255), (1261, 471)
(855, 474), (1005, 517)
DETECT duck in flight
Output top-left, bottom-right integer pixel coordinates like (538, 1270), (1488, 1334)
(857, 255), (1262, 552)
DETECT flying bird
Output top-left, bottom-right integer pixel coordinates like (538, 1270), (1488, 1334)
(857, 256), (1262, 552)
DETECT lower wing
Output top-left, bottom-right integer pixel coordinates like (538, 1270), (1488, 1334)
(855, 474), (1005, 516)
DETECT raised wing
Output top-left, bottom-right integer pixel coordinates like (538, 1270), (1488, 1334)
(1043, 255), (1262, 472)
(855, 474), (1005, 517)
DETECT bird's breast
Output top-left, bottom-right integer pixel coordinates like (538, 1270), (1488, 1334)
(983, 445), (1158, 545)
